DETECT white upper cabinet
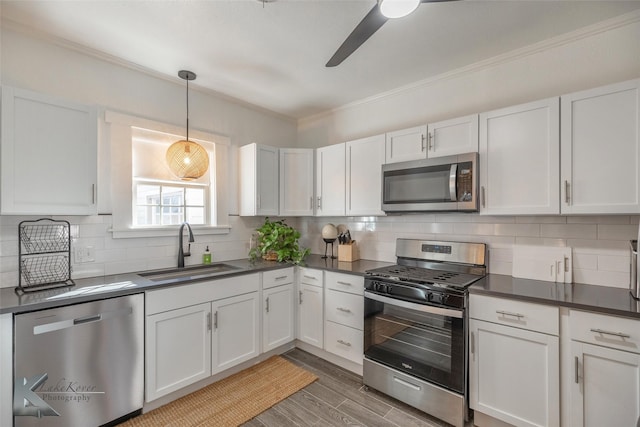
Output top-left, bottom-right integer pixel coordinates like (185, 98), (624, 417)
(315, 143), (345, 216)
(427, 114), (479, 158)
(1, 86), (98, 215)
(346, 134), (386, 216)
(479, 97), (560, 215)
(279, 148), (314, 216)
(239, 143), (279, 216)
(560, 79), (640, 214)
(385, 125), (427, 164)
(385, 115), (479, 164)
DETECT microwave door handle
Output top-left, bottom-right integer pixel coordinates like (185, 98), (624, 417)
(449, 164), (458, 202)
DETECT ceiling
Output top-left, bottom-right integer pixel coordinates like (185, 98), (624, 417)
(2, 0), (640, 120)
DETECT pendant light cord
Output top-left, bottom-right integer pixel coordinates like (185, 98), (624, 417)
(186, 77), (190, 141)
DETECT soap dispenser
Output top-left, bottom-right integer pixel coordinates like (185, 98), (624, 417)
(203, 246), (212, 264)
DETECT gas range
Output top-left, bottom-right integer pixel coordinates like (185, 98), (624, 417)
(364, 239), (487, 310)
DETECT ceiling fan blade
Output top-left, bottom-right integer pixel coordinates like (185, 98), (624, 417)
(325, 4), (388, 68)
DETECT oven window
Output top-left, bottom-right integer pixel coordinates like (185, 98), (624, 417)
(364, 297), (465, 393)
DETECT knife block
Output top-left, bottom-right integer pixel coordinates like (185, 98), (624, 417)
(338, 241), (359, 262)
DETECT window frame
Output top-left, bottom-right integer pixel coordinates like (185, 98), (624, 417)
(104, 111), (231, 239)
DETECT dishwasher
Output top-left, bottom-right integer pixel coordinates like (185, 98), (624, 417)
(14, 294), (144, 427)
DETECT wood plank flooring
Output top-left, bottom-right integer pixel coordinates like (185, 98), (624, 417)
(241, 349), (455, 427)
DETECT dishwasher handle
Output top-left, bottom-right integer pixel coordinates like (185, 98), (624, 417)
(73, 314), (102, 325)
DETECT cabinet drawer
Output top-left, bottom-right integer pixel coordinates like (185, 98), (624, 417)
(325, 289), (363, 330)
(325, 271), (364, 295)
(469, 294), (559, 336)
(263, 267), (294, 289)
(324, 321), (363, 365)
(570, 310), (640, 354)
(299, 267), (322, 287)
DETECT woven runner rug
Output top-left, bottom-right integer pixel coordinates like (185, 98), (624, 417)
(120, 355), (317, 427)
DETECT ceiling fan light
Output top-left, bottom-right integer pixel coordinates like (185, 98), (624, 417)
(379, 0), (420, 19)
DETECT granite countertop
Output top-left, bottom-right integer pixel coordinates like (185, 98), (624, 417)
(0, 254), (393, 315)
(470, 274), (640, 320)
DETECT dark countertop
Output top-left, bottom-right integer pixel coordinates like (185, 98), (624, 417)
(470, 274), (640, 320)
(0, 254), (393, 315)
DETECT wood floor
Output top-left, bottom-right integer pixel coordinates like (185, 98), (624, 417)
(240, 348), (454, 427)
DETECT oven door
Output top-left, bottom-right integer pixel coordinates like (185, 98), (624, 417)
(364, 291), (465, 394)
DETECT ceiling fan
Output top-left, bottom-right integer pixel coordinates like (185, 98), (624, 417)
(326, 0), (457, 67)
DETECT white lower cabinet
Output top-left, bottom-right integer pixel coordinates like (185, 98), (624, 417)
(324, 272), (364, 365)
(569, 310), (640, 427)
(469, 294), (559, 427)
(146, 303), (212, 402)
(212, 292), (260, 374)
(263, 283), (295, 352)
(469, 319), (560, 427)
(297, 271), (324, 348)
(145, 274), (260, 402)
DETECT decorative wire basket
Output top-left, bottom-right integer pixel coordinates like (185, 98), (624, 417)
(17, 218), (74, 294)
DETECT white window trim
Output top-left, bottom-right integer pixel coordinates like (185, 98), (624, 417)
(104, 110), (231, 238)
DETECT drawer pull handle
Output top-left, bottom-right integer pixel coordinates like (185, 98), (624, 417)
(337, 307), (352, 313)
(275, 276), (288, 280)
(496, 310), (524, 319)
(575, 356), (579, 384)
(337, 339), (351, 347)
(299, 290), (303, 304)
(590, 328), (631, 339)
(393, 376), (421, 391)
(337, 281), (352, 286)
(303, 275), (317, 280)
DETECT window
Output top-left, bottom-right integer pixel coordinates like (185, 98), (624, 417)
(104, 111), (231, 238)
(132, 127), (212, 227)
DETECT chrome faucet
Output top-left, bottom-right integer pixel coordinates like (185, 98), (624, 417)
(178, 222), (194, 268)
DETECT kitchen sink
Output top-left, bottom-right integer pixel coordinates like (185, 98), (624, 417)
(138, 263), (242, 283)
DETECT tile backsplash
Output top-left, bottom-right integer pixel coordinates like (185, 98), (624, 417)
(0, 214), (637, 290)
(298, 214), (639, 290)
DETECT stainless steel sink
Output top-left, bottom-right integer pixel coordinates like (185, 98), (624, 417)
(138, 263), (242, 283)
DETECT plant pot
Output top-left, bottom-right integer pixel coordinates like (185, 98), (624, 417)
(262, 251), (278, 261)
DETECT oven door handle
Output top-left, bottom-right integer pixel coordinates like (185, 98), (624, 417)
(364, 291), (463, 319)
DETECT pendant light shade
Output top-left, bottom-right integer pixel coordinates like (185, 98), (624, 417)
(166, 70), (209, 181)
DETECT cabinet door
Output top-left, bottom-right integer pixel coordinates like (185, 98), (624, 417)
(1, 86), (97, 215)
(315, 143), (345, 216)
(239, 143), (278, 216)
(145, 303), (211, 401)
(479, 97), (560, 215)
(385, 125), (427, 164)
(346, 134), (385, 216)
(279, 148), (314, 216)
(427, 114), (478, 158)
(263, 283), (295, 352)
(297, 282), (324, 348)
(561, 79), (640, 214)
(571, 341), (640, 427)
(211, 292), (260, 374)
(469, 319), (560, 427)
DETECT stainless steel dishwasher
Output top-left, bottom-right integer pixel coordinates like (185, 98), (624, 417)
(14, 294), (144, 427)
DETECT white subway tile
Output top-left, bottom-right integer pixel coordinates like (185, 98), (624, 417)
(453, 223), (495, 236)
(494, 223), (540, 237)
(540, 224), (597, 239)
(572, 269), (628, 288)
(597, 224), (639, 241)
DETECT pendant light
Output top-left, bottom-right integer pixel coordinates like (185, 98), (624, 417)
(166, 70), (209, 181)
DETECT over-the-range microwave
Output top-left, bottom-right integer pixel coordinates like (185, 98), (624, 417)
(381, 152), (478, 213)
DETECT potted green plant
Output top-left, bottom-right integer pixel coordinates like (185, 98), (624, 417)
(249, 217), (310, 264)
